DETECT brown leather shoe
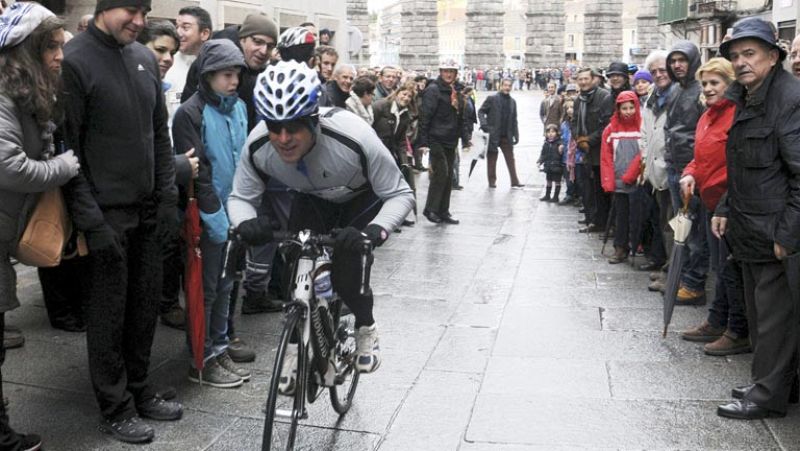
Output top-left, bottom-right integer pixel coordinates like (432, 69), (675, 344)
(681, 320), (725, 343)
(607, 247), (628, 264)
(676, 285), (706, 306)
(704, 331), (752, 356)
(648, 279), (665, 293)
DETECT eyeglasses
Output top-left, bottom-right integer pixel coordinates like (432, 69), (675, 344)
(250, 37), (277, 51)
(265, 119), (307, 135)
(650, 68), (668, 75)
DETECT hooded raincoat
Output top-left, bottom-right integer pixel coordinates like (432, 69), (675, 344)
(601, 91), (643, 194)
(664, 41), (704, 173)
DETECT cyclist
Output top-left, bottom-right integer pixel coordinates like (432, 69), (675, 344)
(227, 60), (415, 391)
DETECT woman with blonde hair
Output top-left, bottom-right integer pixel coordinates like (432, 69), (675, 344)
(0, 3), (81, 449)
(679, 57), (750, 357)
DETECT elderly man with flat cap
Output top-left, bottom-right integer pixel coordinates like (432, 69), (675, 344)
(61, 0), (181, 443)
(713, 17), (800, 420)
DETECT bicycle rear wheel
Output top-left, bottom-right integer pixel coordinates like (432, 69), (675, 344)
(329, 304), (360, 414)
(262, 308), (307, 451)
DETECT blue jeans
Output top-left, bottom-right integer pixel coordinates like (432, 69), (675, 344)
(198, 233), (234, 365)
(666, 167), (709, 291)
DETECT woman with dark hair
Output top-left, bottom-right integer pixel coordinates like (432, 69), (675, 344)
(346, 75), (376, 125)
(0, 3), (81, 450)
(373, 81), (418, 224)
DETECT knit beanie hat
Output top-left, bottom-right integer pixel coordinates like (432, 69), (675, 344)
(95, 0), (151, 14)
(0, 2), (55, 50)
(633, 69), (653, 84)
(239, 13), (277, 41)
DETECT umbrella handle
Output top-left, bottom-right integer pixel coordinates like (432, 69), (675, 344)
(681, 190), (691, 214)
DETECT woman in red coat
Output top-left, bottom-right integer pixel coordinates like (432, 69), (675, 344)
(679, 58), (749, 356)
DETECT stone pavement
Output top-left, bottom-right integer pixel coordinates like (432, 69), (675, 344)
(5, 90), (799, 450)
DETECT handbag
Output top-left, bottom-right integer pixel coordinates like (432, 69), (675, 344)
(15, 188), (72, 267)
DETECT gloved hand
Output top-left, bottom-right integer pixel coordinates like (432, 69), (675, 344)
(363, 224), (388, 248)
(85, 224), (123, 255)
(237, 216), (273, 246)
(576, 136), (590, 151)
(334, 226), (369, 254)
(196, 162), (221, 214)
(55, 149), (81, 178)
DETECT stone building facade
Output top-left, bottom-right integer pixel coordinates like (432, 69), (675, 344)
(464, 0), (504, 68)
(635, 0), (660, 65)
(525, 0), (565, 67)
(346, 0), (370, 58)
(581, 0), (623, 67)
(398, 0), (440, 70)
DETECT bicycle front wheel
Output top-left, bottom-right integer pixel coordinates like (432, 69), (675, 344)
(329, 307), (360, 414)
(262, 308), (307, 451)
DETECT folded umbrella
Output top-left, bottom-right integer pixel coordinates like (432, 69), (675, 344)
(182, 183), (206, 371)
(663, 195), (693, 337)
(468, 129), (489, 179)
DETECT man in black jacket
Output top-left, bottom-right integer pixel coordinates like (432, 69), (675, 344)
(320, 64), (355, 108)
(478, 78), (522, 188)
(61, 0), (181, 443)
(714, 17), (800, 421)
(572, 67), (612, 232)
(665, 40), (709, 305)
(418, 60), (471, 224)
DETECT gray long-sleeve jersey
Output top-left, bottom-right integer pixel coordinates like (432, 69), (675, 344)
(228, 108), (415, 233)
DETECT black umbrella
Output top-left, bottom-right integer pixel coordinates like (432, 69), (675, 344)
(663, 196), (693, 337)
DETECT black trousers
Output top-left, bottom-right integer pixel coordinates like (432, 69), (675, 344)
(581, 165), (609, 226)
(0, 313), (23, 451)
(424, 142), (456, 216)
(160, 232), (183, 314)
(83, 207), (162, 421)
(38, 257), (87, 326)
(741, 261), (799, 413)
(287, 191), (381, 328)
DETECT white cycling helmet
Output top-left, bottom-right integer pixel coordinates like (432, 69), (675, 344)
(278, 26), (316, 49)
(254, 60), (322, 122)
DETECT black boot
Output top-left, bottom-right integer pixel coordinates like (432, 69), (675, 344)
(539, 186), (551, 202)
(550, 185), (561, 202)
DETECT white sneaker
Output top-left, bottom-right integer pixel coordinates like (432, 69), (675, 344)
(278, 343), (298, 395)
(355, 324), (381, 373)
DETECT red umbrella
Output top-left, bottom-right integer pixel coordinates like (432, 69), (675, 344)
(182, 183), (206, 371)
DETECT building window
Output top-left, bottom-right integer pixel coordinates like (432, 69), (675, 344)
(569, 34), (574, 47)
(515, 37), (521, 50)
(779, 20), (796, 43)
(631, 30), (636, 42)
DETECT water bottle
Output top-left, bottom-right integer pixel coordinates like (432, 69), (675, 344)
(313, 255), (334, 302)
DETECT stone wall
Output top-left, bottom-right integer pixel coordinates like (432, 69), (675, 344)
(635, 0), (661, 64)
(399, 0), (440, 71)
(582, 0), (623, 67)
(464, 0), (505, 69)
(347, 0), (370, 58)
(525, 0), (565, 67)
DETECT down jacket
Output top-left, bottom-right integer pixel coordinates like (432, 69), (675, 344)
(0, 94), (76, 311)
(682, 98), (735, 211)
(417, 77), (470, 149)
(716, 65), (800, 262)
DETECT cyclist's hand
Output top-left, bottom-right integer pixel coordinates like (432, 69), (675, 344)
(334, 226), (369, 253)
(237, 216), (273, 246)
(364, 224), (388, 247)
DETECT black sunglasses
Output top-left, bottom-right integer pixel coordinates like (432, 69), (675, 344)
(265, 119), (307, 135)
